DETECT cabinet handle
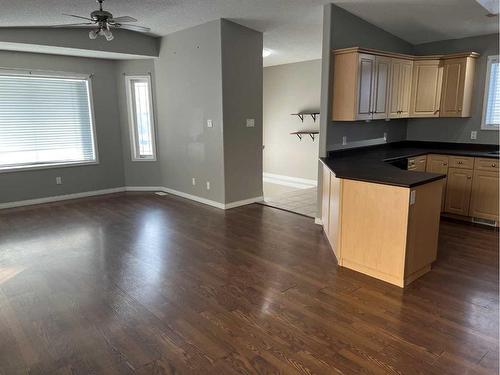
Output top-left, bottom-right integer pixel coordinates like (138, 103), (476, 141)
(443, 163), (448, 166)
(457, 161), (463, 164)
(467, 176), (472, 179)
(493, 164), (497, 167)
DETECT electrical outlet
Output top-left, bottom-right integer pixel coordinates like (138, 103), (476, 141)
(206, 181), (210, 190)
(192, 178), (196, 186)
(410, 190), (416, 205)
(471, 131), (477, 140)
(246, 119), (255, 128)
(207, 119), (213, 128)
(56, 176), (62, 185)
(342, 136), (347, 145)
(383, 132), (387, 141)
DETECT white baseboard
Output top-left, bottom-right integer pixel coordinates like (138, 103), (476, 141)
(314, 217), (323, 225)
(224, 196), (263, 209)
(125, 186), (164, 192)
(0, 186), (263, 211)
(0, 187), (125, 210)
(263, 173), (317, 189)
(160, 187), (226, 209)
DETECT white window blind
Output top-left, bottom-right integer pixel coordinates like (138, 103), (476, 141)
(125, 75), (156, 161)
(482, 56), (500, 129)
(0, 72), (97, 171)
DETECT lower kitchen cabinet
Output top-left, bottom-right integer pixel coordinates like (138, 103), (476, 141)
(426, 154), (449, 211)
(445, 168), (473, 216)
(469, 170), (499, 221)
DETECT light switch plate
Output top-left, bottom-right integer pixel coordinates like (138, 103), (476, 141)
(246, 119), (255, 128)
(471, 130), (477, 140)
(207, 119), (213, 128)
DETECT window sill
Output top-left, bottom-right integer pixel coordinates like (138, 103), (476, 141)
(0, 161), (99, 174)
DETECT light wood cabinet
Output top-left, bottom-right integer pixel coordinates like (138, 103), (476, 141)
(331, 52), (390, 121)
(469, 170), (499, 221)
(321, 165), (331, 236)
(408, 155), (427, 171)
(332, 48), (478, 121)
(372, 56), (391, 119)
(445, 167), (473, 216)
(426, 154), (449, 211)
(440, 57), (476, 118)
(410, 60), (443, 118)
(389, 58), (413, 118)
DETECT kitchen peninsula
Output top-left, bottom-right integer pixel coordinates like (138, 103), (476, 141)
(320, 141), (499, 287)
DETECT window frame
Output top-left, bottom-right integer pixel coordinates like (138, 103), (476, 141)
(125, 74), (157, 162)
(0, 69), (99, 173)
(481, 55), (500, 131)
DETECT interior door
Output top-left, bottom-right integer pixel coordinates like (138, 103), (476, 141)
(445, 167), (473, 216)
(356, 54), (375, 120)
(371, 56), (391, 120)
(440, 58), (466, 117)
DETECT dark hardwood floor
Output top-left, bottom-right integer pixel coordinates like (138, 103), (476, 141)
(0, 193), (498, 374)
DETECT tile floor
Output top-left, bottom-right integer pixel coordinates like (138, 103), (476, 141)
(261, 182), (317, 218)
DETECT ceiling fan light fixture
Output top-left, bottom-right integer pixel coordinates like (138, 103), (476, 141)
(89, 29), (98, 39)
(103, 28), (114, 41)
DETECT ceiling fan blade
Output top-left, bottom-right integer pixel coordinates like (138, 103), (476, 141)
(62, 13), (94, 21)
(50, 23), (95, 28)
(109, 16), (137, 23)
(114, 24), (151, 32)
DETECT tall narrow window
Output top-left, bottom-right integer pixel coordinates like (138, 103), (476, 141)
(0, 72), (97, 171)
(125, 75), (157, 161)
(482, 55), (500, 130)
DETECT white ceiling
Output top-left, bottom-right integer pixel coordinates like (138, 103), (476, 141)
(0, 0), (497, 66)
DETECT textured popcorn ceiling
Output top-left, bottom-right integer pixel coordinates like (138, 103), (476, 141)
(0, 0), (497, 66)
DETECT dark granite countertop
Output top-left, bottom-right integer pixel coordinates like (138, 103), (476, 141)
(320, 141), (499, 188)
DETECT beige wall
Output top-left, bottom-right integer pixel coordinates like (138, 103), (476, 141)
(263, 59), (321, 181)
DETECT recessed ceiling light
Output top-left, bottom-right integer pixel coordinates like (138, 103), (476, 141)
(262, 49), (272, 58)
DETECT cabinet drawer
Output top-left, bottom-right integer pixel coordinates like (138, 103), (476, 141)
(449, 156), (474, 169)
(475, 158), (499, 172)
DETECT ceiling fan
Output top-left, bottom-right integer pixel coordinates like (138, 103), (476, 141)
(51, 0), (151, 41)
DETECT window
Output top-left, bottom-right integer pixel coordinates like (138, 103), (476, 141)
(125, 75), (156, 161)
(0, 72), (97, 171)
(482, 55), (500, 130)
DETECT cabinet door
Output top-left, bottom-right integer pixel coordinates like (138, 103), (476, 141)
(440, 58), (466, 117)
(399, 60), (413, 117)
(445, 167), (473, 216)
(410, 60), (443, 117)
(469, 170), (499, 221)
(426, 154), (449, 211)
(371, 56), (391, 120)
(388, 59), (402, 118)
(356, 54), (375, 120)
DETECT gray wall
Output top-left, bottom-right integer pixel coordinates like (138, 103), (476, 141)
(407, 33), (500, 144)
(221, 20), (263, 203)
(0, 28), (159, 58)
(326, 4), (412, 150)
(154, 20), (226, 203)
(115, 59), (162, 187)
(264, 59), (321, 181)
(0, 50), (124, 203)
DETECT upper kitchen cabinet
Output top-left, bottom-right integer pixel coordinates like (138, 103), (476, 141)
(389, 58), (413, 119)
(331, 47), (479, 121)
(409, 59), (443, 118)
(331, 49), (391, 121)
(439, 55), (478, 117)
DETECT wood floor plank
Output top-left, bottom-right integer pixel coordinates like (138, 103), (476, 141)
(0, 192), (497, 374)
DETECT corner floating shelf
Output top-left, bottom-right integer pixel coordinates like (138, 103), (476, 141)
(291, 112), (320, 122)
(290, 130), (319, 141)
